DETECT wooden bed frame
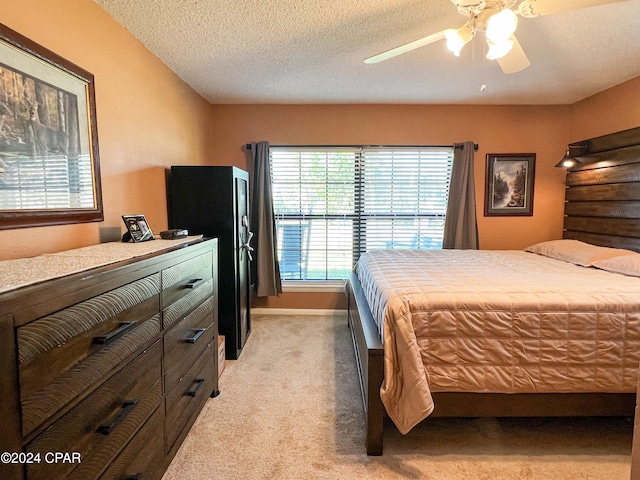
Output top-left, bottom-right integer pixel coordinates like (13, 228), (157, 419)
(346, 126), (640, 456)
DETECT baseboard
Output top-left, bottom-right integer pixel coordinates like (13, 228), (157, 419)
(251, 308), (347, 316)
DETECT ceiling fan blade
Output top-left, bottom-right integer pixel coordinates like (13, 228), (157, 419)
(518, 0), (628, 17)
(497, 36), (530, 74)
(364, 31), (447, 64)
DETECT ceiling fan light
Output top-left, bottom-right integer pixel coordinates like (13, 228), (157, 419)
(486, 8), (518, 43)
(486, 37), (514, 60)
(445, 26), (473, 57)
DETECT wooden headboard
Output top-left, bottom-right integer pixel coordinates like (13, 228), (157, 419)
(563, 126), (640, 252)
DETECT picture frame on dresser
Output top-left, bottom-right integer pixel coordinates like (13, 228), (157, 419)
(484, 153), (536, 216)
(0, 22), (103, 229)
(122, 214), (155, 242)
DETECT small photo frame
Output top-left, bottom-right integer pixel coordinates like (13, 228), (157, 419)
(122, 214), (155, 242)
(485, 153), (536, 216)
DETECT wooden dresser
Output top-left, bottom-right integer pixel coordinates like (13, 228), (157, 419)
(0, 238), (218, 480)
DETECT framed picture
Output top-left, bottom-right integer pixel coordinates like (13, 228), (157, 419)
(485, 153), (536, 216)
(0, 23), (102, 229)
(122, 214), (155, 242)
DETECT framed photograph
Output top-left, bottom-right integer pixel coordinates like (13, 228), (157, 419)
(485, 153), (536, 216)
(122, 214), (154, 243)
(0, 23), (103, 229)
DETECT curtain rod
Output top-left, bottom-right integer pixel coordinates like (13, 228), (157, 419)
(246, 143), (478, 151)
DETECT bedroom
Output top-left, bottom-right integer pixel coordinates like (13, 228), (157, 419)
(0, 0), (640, 478)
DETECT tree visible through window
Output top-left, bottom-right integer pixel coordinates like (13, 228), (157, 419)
(271, 146), (453, 280)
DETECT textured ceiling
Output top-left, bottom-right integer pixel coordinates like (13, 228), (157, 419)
(93, 0), (640, 105)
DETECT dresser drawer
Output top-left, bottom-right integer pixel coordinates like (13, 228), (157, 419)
(26, 341), (162, 480)
(162, 277), (214, 331)
(99, 406), (165, 480)
(17, 274), (161, 438)
(161, 251), (213, 308)
(165, 340), (215, 451)
(164, 296), (215, 390)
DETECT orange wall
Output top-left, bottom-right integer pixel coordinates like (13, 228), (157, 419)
(211, 104), (575, 310)
(570, 76), (640, 141)
(0, 0), (214, 260)
(207, 85), (639, 309)
(210, 103), (572, 251)
(253, 291), (348, 311)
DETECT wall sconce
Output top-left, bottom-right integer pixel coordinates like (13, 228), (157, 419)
(555, 144), (588, 168)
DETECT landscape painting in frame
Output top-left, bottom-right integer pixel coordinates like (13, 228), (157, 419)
(485, 153), (536, 216)
(0, 23), (102, 229)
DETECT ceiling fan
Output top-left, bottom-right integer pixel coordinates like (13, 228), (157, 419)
(364, 0), (628, 74)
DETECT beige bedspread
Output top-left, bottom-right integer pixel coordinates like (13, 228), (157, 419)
(355, 249), (640, 434)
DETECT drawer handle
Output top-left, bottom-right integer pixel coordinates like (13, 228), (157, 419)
(97, 399), (138, 435)
(186, 378), (205, 397)
(183, 328), (207, 344)
(184, 278), (205, 289)
(125, 475), (142, 480)
(93, 321), (137, 345)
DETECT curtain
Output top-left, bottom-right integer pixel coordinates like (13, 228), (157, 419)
(442, 141), (479, 249)
(249, 141), (282, 296)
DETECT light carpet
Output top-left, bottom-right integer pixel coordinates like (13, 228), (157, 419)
(162, 314), (633, 480)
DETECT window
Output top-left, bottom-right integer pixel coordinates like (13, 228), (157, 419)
(271, 146), (454, 281)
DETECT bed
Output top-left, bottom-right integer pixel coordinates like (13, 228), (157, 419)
(346, 126), (640, 455)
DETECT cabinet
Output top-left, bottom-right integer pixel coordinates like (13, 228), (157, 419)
(168, 166), (252, 359)
(0, 238), (218, 480)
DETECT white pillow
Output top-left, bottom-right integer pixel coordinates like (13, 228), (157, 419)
(524, 239), (635, 267)
(592, 253), (640, 277)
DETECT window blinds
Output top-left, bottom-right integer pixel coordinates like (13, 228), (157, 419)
(271, 146), (453, 280)
(358, 148), (453, 253)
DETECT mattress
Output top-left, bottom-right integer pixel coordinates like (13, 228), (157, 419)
(354, 248), (640, 434)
